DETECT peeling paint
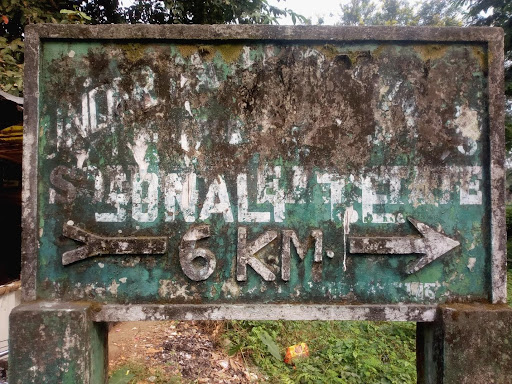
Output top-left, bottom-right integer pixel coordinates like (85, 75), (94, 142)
(468, 258), (477, 271)
(23, 25), (505, 310)
(107, 280), (119, 296)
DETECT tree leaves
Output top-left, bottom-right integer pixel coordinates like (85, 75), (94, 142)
(339, 0), (462, 26)
(0, 36), (23, 95)
(59, 9), (92, 21)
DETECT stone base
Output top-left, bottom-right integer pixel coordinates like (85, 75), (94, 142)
(417, 303), (512, 384)
(8, 302), (107, 384)
(8, 301), (512, 383)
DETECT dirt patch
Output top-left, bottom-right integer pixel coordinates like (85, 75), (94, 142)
(109, 321), (256, 383)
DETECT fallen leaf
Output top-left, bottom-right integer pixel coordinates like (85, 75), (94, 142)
(1, 15), (8, 24)
(218, 359), (229, 370)
(229, 357), (243, 370)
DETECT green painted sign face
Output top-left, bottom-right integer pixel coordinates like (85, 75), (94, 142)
(24, 26), (506, 319)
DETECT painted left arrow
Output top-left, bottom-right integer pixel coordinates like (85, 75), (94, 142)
(62, 223), (168, 265)
(349, 217), (460, 274)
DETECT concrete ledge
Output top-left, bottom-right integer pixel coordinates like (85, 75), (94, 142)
(90, 303), (437, 322)
(26, 24), (504, 42)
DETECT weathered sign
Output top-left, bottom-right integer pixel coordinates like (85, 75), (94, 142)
(22, 25), (505, 321)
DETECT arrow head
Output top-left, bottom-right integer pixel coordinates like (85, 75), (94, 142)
(406, 217), (460, 274)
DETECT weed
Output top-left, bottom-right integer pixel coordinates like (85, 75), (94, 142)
(108, 360), (182, 384)
(223, 320), (416, 384)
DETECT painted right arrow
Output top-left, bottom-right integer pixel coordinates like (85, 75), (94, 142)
(349, 217), (460, 274)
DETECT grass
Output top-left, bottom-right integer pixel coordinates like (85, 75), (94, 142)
(224, 320), (416, 384)
(109, 361), (182, 384)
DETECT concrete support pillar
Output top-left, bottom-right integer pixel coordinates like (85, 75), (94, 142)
(417, 303), (512, 384)
(8, 302), (108, 384)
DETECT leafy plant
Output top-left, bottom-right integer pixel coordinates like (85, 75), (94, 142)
(0, 36), (23, 95)
(255, 327), (282, 361)
(108, 368), (135, 384)
(59, 9), (92, 22)
(338, 0), (462, 27)
(0, 0), (307, 97)
(224, 320), (416, 384)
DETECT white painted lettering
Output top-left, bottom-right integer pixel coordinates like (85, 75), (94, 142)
(199, 176), (234, 222)
(132, 172), (158, 222)
(95, 166), (129, 222)
(286, 166), (307, 204)
(237, 173), (271, 222)
(257, 165), (285, 222)
(164, 172), (198, 222)
(362, 168), (404, 223)
(316, 172), (348, 222)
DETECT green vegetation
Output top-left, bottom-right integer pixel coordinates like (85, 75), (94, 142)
(111, 210), (512, 384)
(216, 269), (512, 383)
(108, 321), (416, 384)
(0, 1), (94, 96)
(5, 2), (511, 382)
(224, 320), (416, 384)
(456, 0), (511, 99)
(338, 0), (461, 26)
(109, 361), (181, 384)
(108, 367), (135, 384)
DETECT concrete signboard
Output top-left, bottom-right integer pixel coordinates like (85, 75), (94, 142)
(22, 25), (506, 322)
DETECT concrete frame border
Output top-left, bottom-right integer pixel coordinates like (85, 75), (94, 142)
(21, 25), (506, 320)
